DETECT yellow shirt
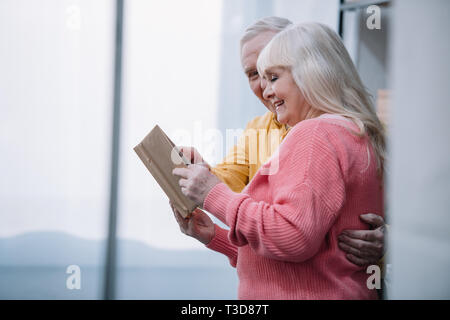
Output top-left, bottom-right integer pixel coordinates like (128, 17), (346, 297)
(211, 111), (289, 192)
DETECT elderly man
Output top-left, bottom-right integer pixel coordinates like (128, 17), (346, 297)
(173, 17), (385, 269)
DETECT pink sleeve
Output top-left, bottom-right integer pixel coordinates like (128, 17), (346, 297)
(203, 121), (346, 263)
(205, 224), (238, 267)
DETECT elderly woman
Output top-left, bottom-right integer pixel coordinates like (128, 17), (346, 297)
(172, 22), (385, 300)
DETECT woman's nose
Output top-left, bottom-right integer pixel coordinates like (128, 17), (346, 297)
(260, 77), (267, 91)
(262, 81), (274, 101)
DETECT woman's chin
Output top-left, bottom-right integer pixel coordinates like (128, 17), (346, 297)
(276, 113), (287, 124)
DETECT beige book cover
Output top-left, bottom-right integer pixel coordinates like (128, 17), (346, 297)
(134, 125), (197, 218)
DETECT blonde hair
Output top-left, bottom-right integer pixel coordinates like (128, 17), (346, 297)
(240, 16), (293, 51)
(257, 22), (386, 174)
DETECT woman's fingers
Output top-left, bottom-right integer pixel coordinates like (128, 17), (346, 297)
(197, 162), (211, 170)
(173, 164), (220, 206)
(170, 202), (189, 232)
(169, 204), (214, 245)
(178, 178), (188, 188)
(191, 208), (213, 227)
(172, 167), (191, 179)
(178, 146), (203, 164)
(178, 146), (194, 163)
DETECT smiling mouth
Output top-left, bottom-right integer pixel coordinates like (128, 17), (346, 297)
(273, 100), (284, 112)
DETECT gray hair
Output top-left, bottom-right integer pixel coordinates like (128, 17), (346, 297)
(240, 16), (293, 50)
(257, 22), (386, 174)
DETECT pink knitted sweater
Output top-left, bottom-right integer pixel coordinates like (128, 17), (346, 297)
(204, 115), (383, 300)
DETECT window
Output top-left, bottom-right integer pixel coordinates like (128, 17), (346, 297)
(0, 0), (114, 299)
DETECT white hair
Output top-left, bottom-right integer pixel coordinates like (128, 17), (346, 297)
(257, 22), (386, 174)
(240, 16), (293, 50)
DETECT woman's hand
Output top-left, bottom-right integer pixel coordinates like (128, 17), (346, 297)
(178, 146), (210, 168)
(338, 213), (385, 266)
(170, 203), (215, 245)
(172, 164), (222, 207)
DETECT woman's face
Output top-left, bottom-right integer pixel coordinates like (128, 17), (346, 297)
(262, 67), (312, 127)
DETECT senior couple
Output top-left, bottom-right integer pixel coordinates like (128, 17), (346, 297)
(170, 17), (386, 300)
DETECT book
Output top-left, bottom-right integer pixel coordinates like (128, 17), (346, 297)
(134, 125), (197, 218)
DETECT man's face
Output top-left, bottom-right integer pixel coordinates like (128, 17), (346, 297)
(240, 31), (277, 113)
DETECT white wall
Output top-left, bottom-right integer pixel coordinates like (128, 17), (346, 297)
(388, 0), (450, 299)
(274, 0), (339, 31)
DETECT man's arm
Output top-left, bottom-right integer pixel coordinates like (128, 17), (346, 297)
(338, 213), (386, 266)
(211, 141), (250, 193)
(211, 111), (283, 193)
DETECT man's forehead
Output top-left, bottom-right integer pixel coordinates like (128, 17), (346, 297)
(241, 44), (260, 67)
(241, 31), (277, 69)
(243, 54), (258, 73)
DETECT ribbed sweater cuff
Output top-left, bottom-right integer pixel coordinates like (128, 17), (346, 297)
(205, 224), (234, 258)
(203, 182), (237, 225)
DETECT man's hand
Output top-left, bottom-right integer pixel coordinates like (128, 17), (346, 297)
(173, 164), (222, 207)
(170, 203), (215, 245)
(338, 213), (385, 266)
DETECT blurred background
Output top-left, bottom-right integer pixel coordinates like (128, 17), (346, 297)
(0, 0), (449, 299)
